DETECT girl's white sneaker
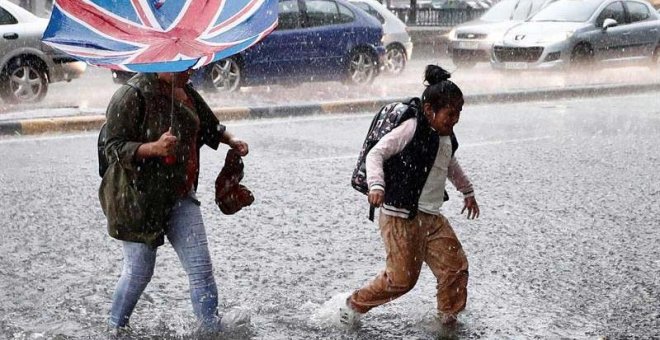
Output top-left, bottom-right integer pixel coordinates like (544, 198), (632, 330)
(339, 301), (362, 328)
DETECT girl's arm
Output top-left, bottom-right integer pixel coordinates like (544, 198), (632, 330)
(448, 157), (480, 219)
(447, 156), (474, 197)
(365, 118), (417, 192)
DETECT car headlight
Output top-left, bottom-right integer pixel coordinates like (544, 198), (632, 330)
(485, 33), (507, 44)
(535, 31), (574, 44)
(448, 28), (457, 40)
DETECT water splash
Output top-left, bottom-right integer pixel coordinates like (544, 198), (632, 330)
(308, 292), (352, 329)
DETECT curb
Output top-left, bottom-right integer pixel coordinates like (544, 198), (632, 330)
(2, 82), (659, 137)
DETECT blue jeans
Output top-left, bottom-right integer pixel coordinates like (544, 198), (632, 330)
(108, 196), (220, 330)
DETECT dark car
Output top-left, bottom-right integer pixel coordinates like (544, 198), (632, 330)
(114, 0), (385, 92)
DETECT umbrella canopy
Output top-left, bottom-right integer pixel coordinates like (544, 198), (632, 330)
(42, 0), (278, 72)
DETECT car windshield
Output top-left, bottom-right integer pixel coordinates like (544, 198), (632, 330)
(529, 0), (601, 22)
(481, 0), (519, 21)
(481, 0), (550, 22)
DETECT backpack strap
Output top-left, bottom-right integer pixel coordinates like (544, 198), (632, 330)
(450, 133), (458, 156)
(443, 133), (460, 201)
(403, 97), (421, 109)
(124, 83), (146, 129)
(98, 83), (147, 178)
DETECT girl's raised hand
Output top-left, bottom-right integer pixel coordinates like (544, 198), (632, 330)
(461, 196), (480, 220)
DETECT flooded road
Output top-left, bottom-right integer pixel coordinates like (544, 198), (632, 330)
(0, 92), (659, 339)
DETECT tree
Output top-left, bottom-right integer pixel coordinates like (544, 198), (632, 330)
(410, 0), (417, 24)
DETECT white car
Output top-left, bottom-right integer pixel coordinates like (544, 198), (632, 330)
(491, 0), (660, 71)
(350, 0), (413, 74)
(0, 0), (86, 103)
(447, 0), (557, 68)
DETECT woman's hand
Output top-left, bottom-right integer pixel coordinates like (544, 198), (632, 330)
(461, 196), (480, 220)
(228, 138), (249, 156)
(368, 189), (385, 207)
(153, 127), (177, 156)
(137, 128), (177, 160)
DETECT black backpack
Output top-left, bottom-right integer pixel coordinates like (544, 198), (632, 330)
(97, 84), (145, 178)
(351, 97), (459, 220)
(351, 98), (421, 219)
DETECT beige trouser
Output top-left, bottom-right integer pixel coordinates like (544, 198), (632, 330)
(349, 211), (469, 316)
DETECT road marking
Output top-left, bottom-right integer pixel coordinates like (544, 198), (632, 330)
(0, 132), (93, 145)
(227, 113), (372, 126)
(460, 136), (552, 148)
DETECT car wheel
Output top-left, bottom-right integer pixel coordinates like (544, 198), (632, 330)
(453, 59), (476, 69)
(0, 59), (48, 104)
(346, 50), (377, 85)
(385, 45), (407, 74)
(211, 58), (241, 92)
(111, 70), (135, 85)
(570, 43), (594, 70)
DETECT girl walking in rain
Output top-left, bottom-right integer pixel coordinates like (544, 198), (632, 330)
(334, 65), (480, 328)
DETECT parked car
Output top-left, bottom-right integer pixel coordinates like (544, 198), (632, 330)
(350, 0), (413, 73)
(0, 0), (86, 103)
(491, 0), (660, 71)
(447, 0), (557, 68)
(114, 0), (385, 92)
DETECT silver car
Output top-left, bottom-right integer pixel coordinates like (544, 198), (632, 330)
(0, 0), (86, 103)
(447, 0), (556, 68)
(350, 0), (413, 74)
(491, 0), (660, 71)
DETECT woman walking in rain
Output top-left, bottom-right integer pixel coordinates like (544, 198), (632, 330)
(100, 70), (249, 333)
(335, 65), (480, 328)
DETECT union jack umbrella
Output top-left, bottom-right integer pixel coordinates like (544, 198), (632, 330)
(42, 0), (278, 72)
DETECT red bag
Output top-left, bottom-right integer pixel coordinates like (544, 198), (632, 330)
(215, 149), (254, 214)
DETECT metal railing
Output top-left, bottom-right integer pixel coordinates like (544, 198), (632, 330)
(389, 8), (487, 26)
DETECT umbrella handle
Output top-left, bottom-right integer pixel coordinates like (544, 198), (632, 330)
(163, 155), (176, 165)
(163, 78), (176, 166)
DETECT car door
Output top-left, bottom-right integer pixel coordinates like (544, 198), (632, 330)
(0, 5), (21, 59)
(592, 1), (633, 61)
(622, 1), (659, 58)
(300, 0), (356, 79)
(241, 0), (307, 82)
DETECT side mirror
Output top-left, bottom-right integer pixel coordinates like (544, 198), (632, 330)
(602, 18), (618, 30)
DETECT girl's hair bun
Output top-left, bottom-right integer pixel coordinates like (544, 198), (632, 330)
(424, 65), (451, 86)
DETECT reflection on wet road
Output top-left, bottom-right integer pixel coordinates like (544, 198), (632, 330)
(0, 92), (659, 339)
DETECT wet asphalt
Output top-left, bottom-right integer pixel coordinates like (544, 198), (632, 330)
(0, 92), (659, 339)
